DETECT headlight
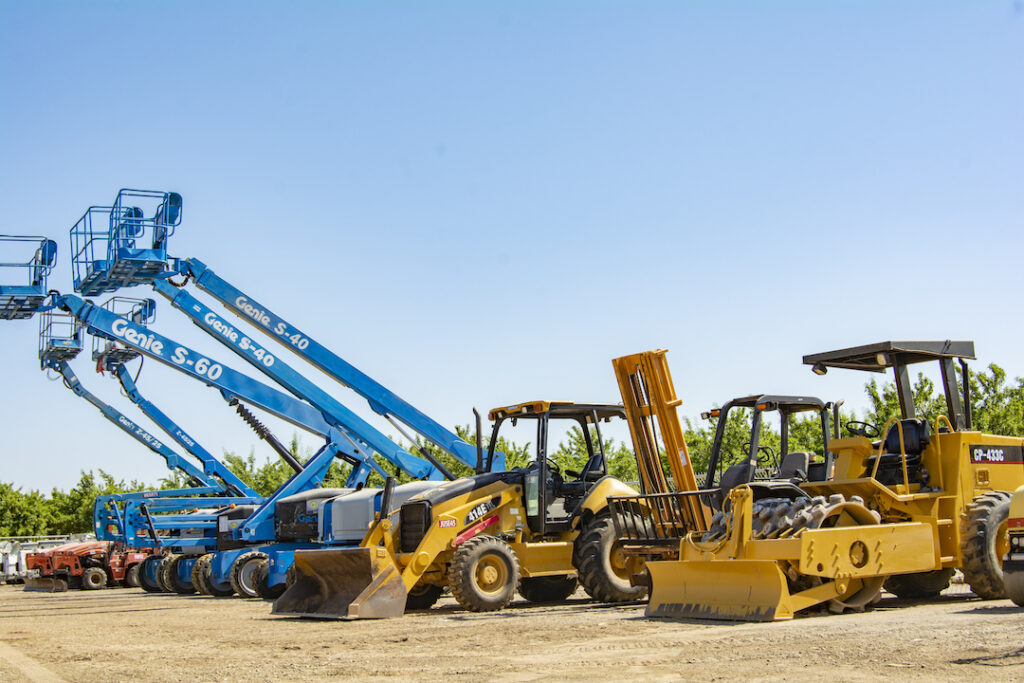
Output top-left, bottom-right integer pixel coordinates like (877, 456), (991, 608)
(1013, 535), (1021, 547)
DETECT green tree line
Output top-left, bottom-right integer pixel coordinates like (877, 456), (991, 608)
(4, 364), (1023, 537)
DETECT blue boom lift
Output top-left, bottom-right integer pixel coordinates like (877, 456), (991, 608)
(68, 189), (503, 479)
(36, 308), (264, 593)
(1, 236), (402, 597)
(86, 297), (416, 597)
(60, 190), (511, 599)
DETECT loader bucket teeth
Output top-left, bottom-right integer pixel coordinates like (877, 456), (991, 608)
(645, 559), (792, 622)
(272, 548), (407, 620)
(24, 577), (68, 593)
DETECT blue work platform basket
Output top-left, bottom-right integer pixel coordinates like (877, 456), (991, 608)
(0, 235), (58, 320)
(70, 189), (181, 296)
(38, 310), (84, 368)
(90, 296), (157, 367)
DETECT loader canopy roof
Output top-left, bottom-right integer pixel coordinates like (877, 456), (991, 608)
(802, 340), (975, 373)
(803, 339), (976, 430)
(710, 395), (828, 414)
(488, 401), (624, 422)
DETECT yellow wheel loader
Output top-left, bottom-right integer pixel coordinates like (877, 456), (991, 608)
(614, 341), (1024, 621)
(273, 402), (647, 619)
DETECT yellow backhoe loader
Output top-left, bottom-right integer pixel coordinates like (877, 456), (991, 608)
(613, 341), (1024, 621)
(273, 401), (648, 618)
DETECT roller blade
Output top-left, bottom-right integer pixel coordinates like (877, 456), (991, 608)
(645, 559), (792, 622)
(272, 547), (407, 619)
(24, 577), (68, 593)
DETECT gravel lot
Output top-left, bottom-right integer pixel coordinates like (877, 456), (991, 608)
(1, 583), (1023, 682)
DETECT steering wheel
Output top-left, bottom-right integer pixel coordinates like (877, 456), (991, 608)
(845, 420), (879, 438)
(741, 442), (777, 468)
(757, 445), (777, 469)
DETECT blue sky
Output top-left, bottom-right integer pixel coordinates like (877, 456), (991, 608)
(1, 1), (1022, 491)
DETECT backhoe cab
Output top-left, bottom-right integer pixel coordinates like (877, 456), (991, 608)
(273, 401), (645, 619)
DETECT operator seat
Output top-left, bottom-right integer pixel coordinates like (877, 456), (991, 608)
(863, 418), (931, 487)
(778, 452), (811, 481)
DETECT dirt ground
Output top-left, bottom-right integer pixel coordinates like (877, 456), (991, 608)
(0, 583), (1022, 682)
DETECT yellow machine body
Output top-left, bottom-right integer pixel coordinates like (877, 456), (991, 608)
(614, 343), (1024, 622)
(804, 426), (1022, 570)
(643, 419), (1024, 620)
(274, 401), (640, 619)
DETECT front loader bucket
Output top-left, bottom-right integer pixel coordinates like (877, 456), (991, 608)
(24, 577), (68, 593)
(272, 547), (407, 620)
(645, 559), (792, 622)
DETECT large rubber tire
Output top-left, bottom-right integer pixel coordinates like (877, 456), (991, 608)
(447, 535), (520, 612)
(125, 564), (141, 588)
(195, 554), (235, 597)
(519, 575), (578, 603)
(1005, 570), (1024, 607)
(138, 555), (166, 593)
(961, 491), (1012, 599)
(253, 559), (286, 601)
(161, 554), (196, 595)
(884, 568), (955, 599)
(154, 555), (174, 592)
(573, 514), (647, 603)
(405, 582), (444, 610)
(230, 551), (268, 598)
(81, 567), (108, 590)
(191, 554), (211, 595)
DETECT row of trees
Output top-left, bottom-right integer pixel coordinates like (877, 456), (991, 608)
(4, 364), (1024, 537)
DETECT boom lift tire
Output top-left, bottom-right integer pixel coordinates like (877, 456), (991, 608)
(253, 559), (286, 601)
(447, 535), (520, 612)
(573, 513), (647, 603)
(125, 564), (140, 588)
(518, 575), (578, 603)
(405, 582), (444, 610)
(161, 554), (196, 594)
(1005, 570), (1024, 607)
(191, 554), (211, 595)
(81, 567), (108, 590)
(883, 568), (955, 599)
(138, 555), (165, 593)
(961, 491), (1012, 599)
(193, 554), (235, 597)
(154, 556), (174, 592)
(230, 551), (268, 598)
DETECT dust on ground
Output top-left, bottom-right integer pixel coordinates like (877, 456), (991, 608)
(1, 583), (1022, 682)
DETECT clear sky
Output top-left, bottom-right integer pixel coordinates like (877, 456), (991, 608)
(1, 1), (1022, 491)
